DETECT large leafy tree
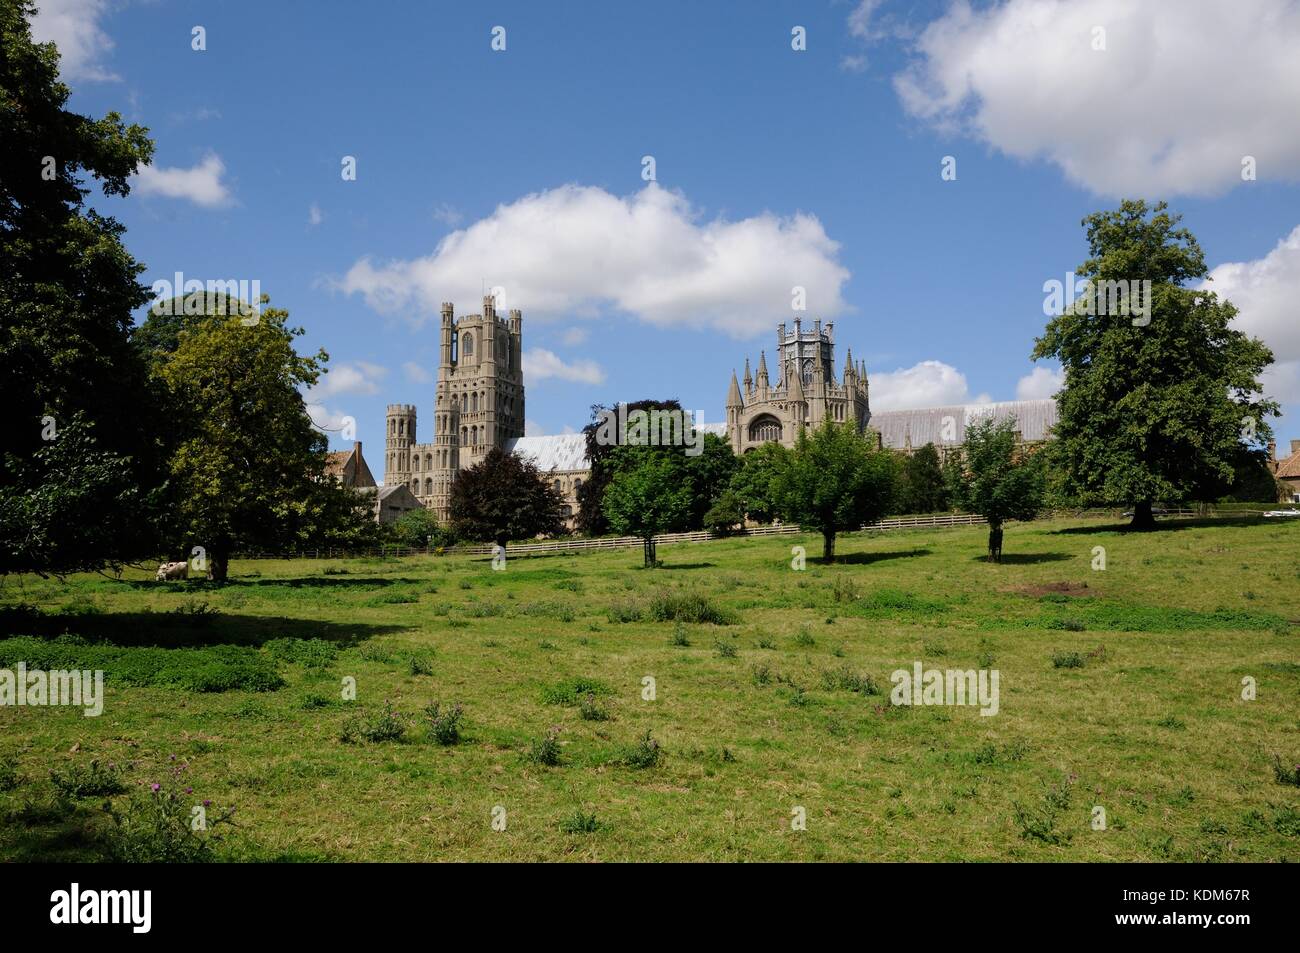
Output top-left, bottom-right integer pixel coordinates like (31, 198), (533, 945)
(1032, 200), (1277, 529)
(773, 421), (895, 563)
(0, 0), (165, 575)
(726, 442), (790, 524)
(155, 305), (373, 580)
(895, 443), (948, 515)
(575, 398), (682, 535)
(961, 416), (1045, 562)
(682, 432), (738, 529)
(601, 445), (692, 567)
(449, 447), (566, 546)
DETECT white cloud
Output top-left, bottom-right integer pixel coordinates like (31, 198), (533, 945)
(1203, 226), (1300, 404)
(522, 348), (606, 386)
(305, 360), (387, 403)
(308, 203), (323, 227)
(29, 0), (118, 82)
(870, 359), (991, 410)
(339, 183), (850, 338)
(839, 54), (869, 74)
(560, 327), (589, 346)
(133, 153), (232, 207)
(848, 0), (886, 40)
(402, 361), (432, 384)
(893, 0), (1300, 196)
(1016, 365), (1064, 400)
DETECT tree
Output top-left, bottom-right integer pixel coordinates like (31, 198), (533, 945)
(155, 306), (373, 580)
(703, 488), (745, 535)
(961, 415), (1045, 562)
(726, 442), (790, 524)
(682, 432), (738, 529)
(0, 0), (165, 575)
(896, 443), (948, 514)
(449, 447), (565, 545)
(773, 421), (896, 563)
(389, 507), (445, 549)
(575, 398), (682, 535)
(602, 446), (692, 567)
(1032, 200), (1277, 529)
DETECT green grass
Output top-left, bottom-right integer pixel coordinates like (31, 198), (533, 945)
(1, 515), (1297, 861)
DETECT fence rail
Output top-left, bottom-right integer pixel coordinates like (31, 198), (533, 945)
(235, 506), (1289, 562)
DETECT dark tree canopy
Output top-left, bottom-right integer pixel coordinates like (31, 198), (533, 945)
(1032, 200), (1277, 529)
(0, 0), (164, 574)
(960, 415), (1046, 562)
(896, 443), (949, 515)
(726, 442), (791, 524)
(576, 398), (682, 535)
(449, 447), (566, 545)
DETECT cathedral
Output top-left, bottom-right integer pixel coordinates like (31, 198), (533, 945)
(382, 298), (1059, 526)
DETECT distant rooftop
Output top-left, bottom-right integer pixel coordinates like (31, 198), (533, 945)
(871, 399), (1058, 449)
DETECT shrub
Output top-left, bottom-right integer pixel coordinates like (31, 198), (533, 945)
(1051, 651), (1084, 669)
(669, 623), (691, 647)
(560, 809), (601, 834)
(649, 593), (736, 625)
(265, 638), (338, 669)
(607, 604), (643, 624)
(578, 693), (611, 722)
(525, 728), (563, 767)
(49, 759), (126, 799)
(1012, 778), (1073, 845)
(340, 701), (406, 744)
(820, 665), (879, 695)
(621, 730), (660, 769)
(755, 635), (776, 649)
(714, 640), (738, 659)
(793, 627), (816, 648)
(1272, 754), (1300, 787)
(425, 701), (463, 746)
(407, 654), (435, 676)
(105, 784), (236, 862)
(750, 663), (772, 686)
(169, 601), (219, 626)
(0, 758), (21, 792)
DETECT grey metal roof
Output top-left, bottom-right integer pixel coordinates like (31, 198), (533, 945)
(870, 399), (1058, 449)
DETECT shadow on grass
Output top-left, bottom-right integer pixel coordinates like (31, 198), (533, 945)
(1050, 516), (1263, 535)
(971, 552), (1074, 564)
(0, 609), (403, 649)
(120, 576), (424, 590)
(833, 548), (931, 566)
(657, 562), (718, 570)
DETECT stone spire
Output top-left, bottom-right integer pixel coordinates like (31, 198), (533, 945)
(756, 350), (770, 399)
(726, 369), (743, 408)
(844, 346), (854, 380)
(743, 356), (752, 393)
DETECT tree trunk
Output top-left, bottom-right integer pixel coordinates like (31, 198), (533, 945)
(822, 530), (835, 564)
(1129, 501), (1156, 530)
(987, 523), (1003, 563)
(643, 536), (657, 568)
(207, 550), (230, 582)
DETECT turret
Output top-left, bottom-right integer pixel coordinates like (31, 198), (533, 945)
(756, 350), (770, 400)
(439, 302), (454, 367)
(743, 357), (752, 397)
(385, 403), (416, 488)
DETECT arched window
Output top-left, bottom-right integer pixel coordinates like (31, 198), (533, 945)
(471, 392), (479, 413)
(501, 337), (510, 370)
(426, 453), (433, 470)
(425, 478), (433, 496)
(461, 332), (474, 358)
(471, 426), (478, 446)
(748, 414), (783, 443)
(461, 426), (468, 446)
(553, 479), (562, 493)
(574, 478), (583, 492)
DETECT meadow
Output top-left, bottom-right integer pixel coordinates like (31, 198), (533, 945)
(1, 515), (1297, 862)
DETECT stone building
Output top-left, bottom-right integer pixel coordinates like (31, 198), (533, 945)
(1270, 439), (1300, 503)
(725, 319), (870, 454)
(323, 441), (376, 489)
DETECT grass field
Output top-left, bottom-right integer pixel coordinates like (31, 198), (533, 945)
(1, 515), (1297, 862)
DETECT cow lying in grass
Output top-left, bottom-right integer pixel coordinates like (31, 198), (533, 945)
(156, 561), (188, 581)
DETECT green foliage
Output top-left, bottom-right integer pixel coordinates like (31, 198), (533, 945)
(0, 2), (166, 575)
(620, 729), (661, 769)
(525, 728), (563, 766)
(1032, 200), (1277, 526)
(264, 638), (338, 669)
(895, 443), (949, 514)
(155, 307), (376, 578)
(1051, 650), (1085, 669)
(541, 677), (612, 706)
(578, 693), (611, 721)
(1012, 777), (1074, 845)
(602, 446), (693, 566)
(449, 447), (566, 544)
(576, 398), (684, 535)
(388, 507), (450, 549)
(559, 809), (601, 834)
(0, 757), (19, 792)
(424, 701), (463, 746)
(49, 759), (126, 799)
(340, 701), (407, 743)
(961, 415), (1046, 560)
(648, 592), (736, 625)
(703, 489), (746, 535)
(819, 665), (879, 695)
(726, 442), (790, 524)
(105, 784), (235, 862)
(773, 420), (896, 562)
(1271, 755), (1300, 787)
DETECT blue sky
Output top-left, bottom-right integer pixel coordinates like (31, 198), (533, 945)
(36, 0), (1300, 462)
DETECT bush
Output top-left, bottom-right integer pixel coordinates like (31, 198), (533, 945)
(525, 728), (563, 767)
(105, 784), (236, 862)
(649, 593), (736, 625)
(264, 638), (338, 669)
(407, 654), (435, 676)
(1272, 754), (1300, 787)
(340, 701), (406, 744)
(542, 677), (612, 706)
(820, 665), (879, 695)
(425, 701), (463, 746)
(1051, 651), (1085, 669)
(669, 623), (691, 647)
(578, 693), (611, 722)
(793, 627), (816, 648)
(714, 639), (738, 659)
(621, 730), (660, 769)
(560, 809), (601, 834)
(606, 604), (643, 624)
(50, 759), (127, 799)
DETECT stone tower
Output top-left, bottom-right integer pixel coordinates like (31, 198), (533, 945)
(385, 404), (416, 490)
(376, 294), (525, 521)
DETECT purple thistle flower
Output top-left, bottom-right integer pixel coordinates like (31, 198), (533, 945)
(150, 783), (161, 792)
(203, 799), (212, 807)
(184, 786), (193, 794)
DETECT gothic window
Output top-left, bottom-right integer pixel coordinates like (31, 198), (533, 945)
(461, 426), (468, 445)
(425, 479), (433, 496)
(501, 337), (510, 370)
(471, 392), (479, 413)
(554, 480), (562, 494)
(462, 332), (474, 358)
(425, 453), (433, 470)
(748, 414), (783, 443)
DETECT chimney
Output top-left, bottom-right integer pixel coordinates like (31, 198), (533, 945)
(354, 441), (362, 457)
